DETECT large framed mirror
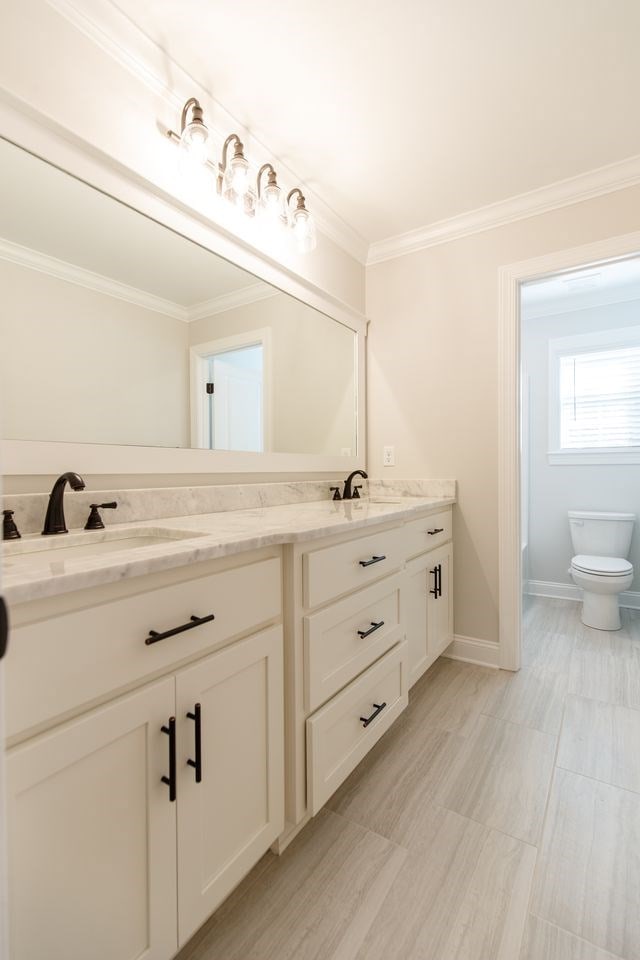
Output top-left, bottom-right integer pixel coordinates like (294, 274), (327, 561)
(0, 134), (365, 476)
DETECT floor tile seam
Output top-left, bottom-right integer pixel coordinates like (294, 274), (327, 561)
(527, 910), (628, 960)
(429, 800), (540, 851)
(552, 762), (640, 799)
(476, 710), (559, 742)
(325, 807), (411, 854)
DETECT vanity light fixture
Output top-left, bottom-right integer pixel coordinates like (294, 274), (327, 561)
(166, 97), (210, 165)
(166, 98), (316, 253)
(287, 188), (316, 253)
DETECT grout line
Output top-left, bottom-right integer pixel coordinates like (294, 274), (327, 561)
(554, 763), (640, 799)
(430, 800), (539, 851)
(528, 912), (627, 960)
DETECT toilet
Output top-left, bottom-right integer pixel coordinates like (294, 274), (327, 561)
(569, 511), (635, 630)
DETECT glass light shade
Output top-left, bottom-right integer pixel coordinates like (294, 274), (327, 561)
(291, 206), (316, 253)
(224, 154), (250, 197)
(260, 182), (283, 221)
(181, 119), (209, 164)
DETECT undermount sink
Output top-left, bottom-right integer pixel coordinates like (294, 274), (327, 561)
(3, 527), (205, 571)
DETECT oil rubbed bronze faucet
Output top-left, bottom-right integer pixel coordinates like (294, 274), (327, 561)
(342, 469), (368, 500)
(42, 472), (86, 535)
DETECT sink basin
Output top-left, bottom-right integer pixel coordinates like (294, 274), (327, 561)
(3, 527), (205, 572)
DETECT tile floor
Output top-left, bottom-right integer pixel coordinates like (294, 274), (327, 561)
(179, 598), (640, 960)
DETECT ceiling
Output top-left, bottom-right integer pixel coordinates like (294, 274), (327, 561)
(111, 0), (640, 244)
(0, 137), (262, 306)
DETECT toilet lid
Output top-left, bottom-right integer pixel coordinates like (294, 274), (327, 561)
(571, 554), (633, 576)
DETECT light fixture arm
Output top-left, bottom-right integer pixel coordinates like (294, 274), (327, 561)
(217, 134), (246, 194)
(286, 187), (306, 211)
(180, 97), (203, 133)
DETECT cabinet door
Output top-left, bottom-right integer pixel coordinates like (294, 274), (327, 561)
(6, 679), (177, 960)
(176, 625), (284, 946)
(427, 543), (454, 658)
(405, 563), (429, 686)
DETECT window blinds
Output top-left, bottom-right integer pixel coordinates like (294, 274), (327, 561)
(559, 346), (640, 449)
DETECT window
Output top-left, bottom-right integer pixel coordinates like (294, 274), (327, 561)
(548, 326), (640, 464)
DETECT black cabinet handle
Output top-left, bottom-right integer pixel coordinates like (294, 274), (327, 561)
(430, 566), (439, 597)
(161, 716), (177, 802)
(0, 597), (8, 660)
(427, 527), (444, 536)
(360, 702), (387, 728)
(187, 702), (202, 783)
(145, 613), (215, 645)
(359, 555), (386, 568)
(357, 620), (385, 639)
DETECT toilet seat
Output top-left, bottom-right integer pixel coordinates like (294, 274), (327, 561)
(571, 554), (633, 577)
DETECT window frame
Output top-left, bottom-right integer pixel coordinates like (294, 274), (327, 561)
(548, 324), (640, 465)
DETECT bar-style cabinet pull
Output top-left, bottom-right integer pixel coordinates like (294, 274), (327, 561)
(437, 563), (443, 598)
(187, 702), (202, 783)
(161, 716), (177, 802)
(357, 620), (385, 639)
(430, 566), (439, 597)
(145, 613), (215, 645)
(359, 555), (386, 568)
(427, 527), (444, 536)
(359, 702), (387, 728)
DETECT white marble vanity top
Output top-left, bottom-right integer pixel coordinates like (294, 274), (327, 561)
(3, 495), (455, 605)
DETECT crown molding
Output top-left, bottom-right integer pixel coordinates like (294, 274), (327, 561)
(0, 236), (190, 320)
(46, 0), (369, 265)
(0, 237), (283, 321)
(188, 283), (278, 321)
(368, 153), (640, 265)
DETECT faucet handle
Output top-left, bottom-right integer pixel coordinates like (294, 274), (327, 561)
(85, 502), (118, 530)
(352, 485), (363, 499)
(2, 510), (21, 540)
(329, 487), (342, 501)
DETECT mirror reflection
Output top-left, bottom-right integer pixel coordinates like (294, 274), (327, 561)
(0, 139), (357, 456)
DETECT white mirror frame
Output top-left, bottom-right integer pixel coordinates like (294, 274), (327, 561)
(0, 96), (367, 476)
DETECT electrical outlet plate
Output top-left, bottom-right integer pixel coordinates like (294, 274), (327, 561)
(383, 445), (395, 466)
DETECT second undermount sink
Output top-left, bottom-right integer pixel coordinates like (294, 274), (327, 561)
(3, 527), (205, 571)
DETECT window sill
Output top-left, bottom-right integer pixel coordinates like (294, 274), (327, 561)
(548, 449), (640, 465)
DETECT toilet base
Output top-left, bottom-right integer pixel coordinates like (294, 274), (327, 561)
(581, 590), (621, 631)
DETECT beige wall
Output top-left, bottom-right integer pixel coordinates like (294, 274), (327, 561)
(190, 294), (356, 456)
(0, 260), (190, 448)
(367, 184), (640, 644)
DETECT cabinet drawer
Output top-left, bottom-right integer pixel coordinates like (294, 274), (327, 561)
(304, 574), (403, 712)
(306, 640), (408, 815)
(303, 527), (405, 609)
(403, 509), (452, 559)
(6, 556), (281, 739)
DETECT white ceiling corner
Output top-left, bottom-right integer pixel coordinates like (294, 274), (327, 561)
(48, 0), (640, 265)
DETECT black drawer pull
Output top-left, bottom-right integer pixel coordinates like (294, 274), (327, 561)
(359, 555), (386, 568)
(360, 702), (387, 728)
(427, 527), (444, 535)
(357, 620), (385, 639)
(187, 702), (202, 783)
(429, 564), (443, 599)
(161, 716), (177, 802)
(145, 613), (215, 645)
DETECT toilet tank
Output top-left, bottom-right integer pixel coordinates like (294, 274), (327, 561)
(568, 511), (636, 558)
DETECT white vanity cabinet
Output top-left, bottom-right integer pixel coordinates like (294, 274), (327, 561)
(4, 548), (284, 960)
(405, 512), (454, 686)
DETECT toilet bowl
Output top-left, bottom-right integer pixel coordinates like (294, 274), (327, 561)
(568, 511), (635, 631)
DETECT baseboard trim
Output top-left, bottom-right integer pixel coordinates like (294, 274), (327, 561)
(525, 579), (640, 611)
(443, 635), (500, 669)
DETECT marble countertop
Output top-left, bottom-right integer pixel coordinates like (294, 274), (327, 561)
(2, 495), (455, 605)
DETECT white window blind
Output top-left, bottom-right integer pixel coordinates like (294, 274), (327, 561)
(559, 345), (640, 449)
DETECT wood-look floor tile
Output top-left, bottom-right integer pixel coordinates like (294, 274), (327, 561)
(558, 695), (640, 794)
(531, 769), (640, 960)
(178, 809), (406, 960)
(435, 714), (556, 844)
(482, 662), (568, 734)
(407, 656), (504, 737)
(521, 629), (575, 673)
(569, 630), (640, 710)
(352, 805), (536, 960)
(327, 717), (465, 846)
(520, 915), (624, 960)
(523, 598), (579, 640)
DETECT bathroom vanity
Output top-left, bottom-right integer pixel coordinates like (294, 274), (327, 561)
(2, 492), (454, 960)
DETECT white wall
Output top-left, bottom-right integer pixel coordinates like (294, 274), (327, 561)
(190, 294), (356, 456)
(523, 297), (640, 590)
(367, 183), (640, 645)
(0, 260), (190, 448)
